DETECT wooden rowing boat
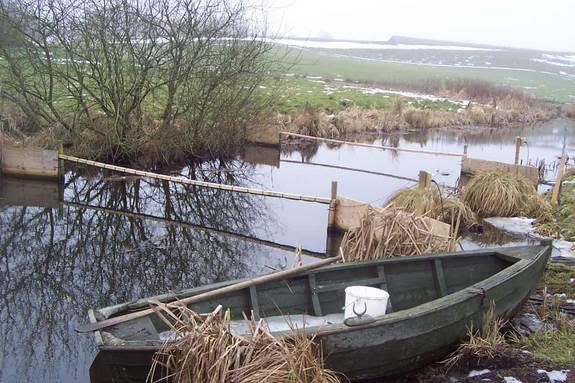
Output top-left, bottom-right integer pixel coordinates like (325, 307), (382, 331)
(88, 242), (551, 382)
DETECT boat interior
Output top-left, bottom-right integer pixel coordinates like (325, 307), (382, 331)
(98, 249), (527, 344)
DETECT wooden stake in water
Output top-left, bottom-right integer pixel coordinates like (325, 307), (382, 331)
(418, 171), (431, 190)
(551, 154), (567, 207)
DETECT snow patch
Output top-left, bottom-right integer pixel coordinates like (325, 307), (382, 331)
(537, 369), (569, 382)
(269, 38), (498, 51)
(341, 85), (469, 106)
(483, 217), (538, 236)
(504, 377), (523, 383)
(468, 369), (490, 377)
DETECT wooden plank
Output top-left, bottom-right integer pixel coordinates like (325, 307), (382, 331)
(242, 144), (280, 167)
(433, 259), (448, 297)
(0, 177), (60, 208)
(249, 285), (260, 320)
(308, 274), (323, 316)
(1, 145), (59, 179)
(333, 197), (450, 238)
(461, 157), (539, 186)
(315, 277), (386, 293)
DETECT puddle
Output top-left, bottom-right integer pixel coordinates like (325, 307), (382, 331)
(0, 118), (573, 382)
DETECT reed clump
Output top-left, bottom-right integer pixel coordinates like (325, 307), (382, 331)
(147, 302), (340, 383)
(443, 305), (509, 370)
(463, 170), (550, 218)
(386, 186), (477, 227)
(340, 206), (458, 262)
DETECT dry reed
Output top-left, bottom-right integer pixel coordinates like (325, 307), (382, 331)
(386, 186), (476, 227)
(340, 206), (459, 262)
(463, 170), (550, 219)
(443, 304), (509, 370)
(147, 302), (341, 383)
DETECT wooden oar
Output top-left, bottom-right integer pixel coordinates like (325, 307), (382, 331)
(76, 255), (341, 333)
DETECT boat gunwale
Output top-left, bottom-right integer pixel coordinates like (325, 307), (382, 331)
(91, 244), (550, 350)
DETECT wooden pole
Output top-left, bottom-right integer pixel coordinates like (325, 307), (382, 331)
(514, 137), (522, 165)
(418, 170), (431, 190)
(331, 180), (338, 200)
(76, 254), (342, 333)
(463, 144), (468, 158)
(327, 181), (338, 228)
(59, 154), (331, 205)
(551, 154), (567, 207)
(280, 132), (465, 157)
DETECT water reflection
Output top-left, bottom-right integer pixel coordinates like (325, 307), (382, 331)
(1, 118), (573, 382)
(0, 159), (308, 383)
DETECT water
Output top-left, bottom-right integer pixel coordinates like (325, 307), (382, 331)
(0, 118), (573, 382)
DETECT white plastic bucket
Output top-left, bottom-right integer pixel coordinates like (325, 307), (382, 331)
(344, 286), (389, 320)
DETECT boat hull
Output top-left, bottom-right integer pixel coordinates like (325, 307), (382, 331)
(88, 244), (551, 382)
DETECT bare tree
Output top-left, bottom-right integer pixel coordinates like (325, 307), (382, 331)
(0, 0), (277, 161)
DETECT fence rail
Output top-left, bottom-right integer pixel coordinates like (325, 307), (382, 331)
(59, 154), (332, 204)
(281, 132), (465, 157)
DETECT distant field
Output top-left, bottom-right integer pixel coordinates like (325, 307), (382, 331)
(264, 77), (464, 114)
(274, 42), (575, 103)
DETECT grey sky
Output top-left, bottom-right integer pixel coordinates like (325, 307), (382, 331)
(267, 0), (574, 52)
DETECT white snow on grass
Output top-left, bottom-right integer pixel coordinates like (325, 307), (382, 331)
(504, 377), (523, 383)
(483, 217), (538, 236)
(537, 369), (570, 382)
(483, 217), (575, 259)
(341, 85), (469, 106)
(269, 38), (498, 51)
(468, 369), (490, 377)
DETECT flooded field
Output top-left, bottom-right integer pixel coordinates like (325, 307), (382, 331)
(0, 119), (574, 382)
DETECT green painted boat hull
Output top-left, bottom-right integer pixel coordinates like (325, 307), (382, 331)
(88, 243), (551, 382)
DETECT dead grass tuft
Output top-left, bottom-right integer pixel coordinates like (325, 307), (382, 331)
(147, 302), (341, 383)
(386, 186), (477, 227)
(443, 304), (509, 370)
(463, 170), (550, 218)
(340, 205), (458, 262)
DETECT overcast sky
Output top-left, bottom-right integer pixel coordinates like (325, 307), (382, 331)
(266, 0), (574, 52)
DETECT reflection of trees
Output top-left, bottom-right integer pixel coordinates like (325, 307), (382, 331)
(0, 161), (275, 382)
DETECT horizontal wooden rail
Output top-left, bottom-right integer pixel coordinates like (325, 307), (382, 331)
(281, 132), (465, 157)
(281, 159), (419, 183)
(59, 154), (331, 204)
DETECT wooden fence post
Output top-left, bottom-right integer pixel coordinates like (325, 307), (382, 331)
(514, 137), (523, 165)
(327, 180), (338, 229)
(418, 171), (431, 190)
(551, 154), (567, 207)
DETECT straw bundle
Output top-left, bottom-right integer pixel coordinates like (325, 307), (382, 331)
(386, 186), (476, 227)
(147, 302), (340, 383)
(463, 170), (549, 218)
(340, 206), (458, 262)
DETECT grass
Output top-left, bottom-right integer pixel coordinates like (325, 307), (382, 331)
(538, 175), (575, 241)
(285, 48), (575, 103)
(386, 186), (476, 227)
(463, 170), (550, 218)
(520, 330), (575, 364)
(147, 301), (341, 383)
(443, 304), (509, 370)
(340, 205), (458, 261)
(264, 76), (459, 115)
(540, 263), (575, 300)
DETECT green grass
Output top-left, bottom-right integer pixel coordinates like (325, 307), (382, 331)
(283, 49), (575, 103)
(519, 330), (575, 364)
(263, 76), (461, 114)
